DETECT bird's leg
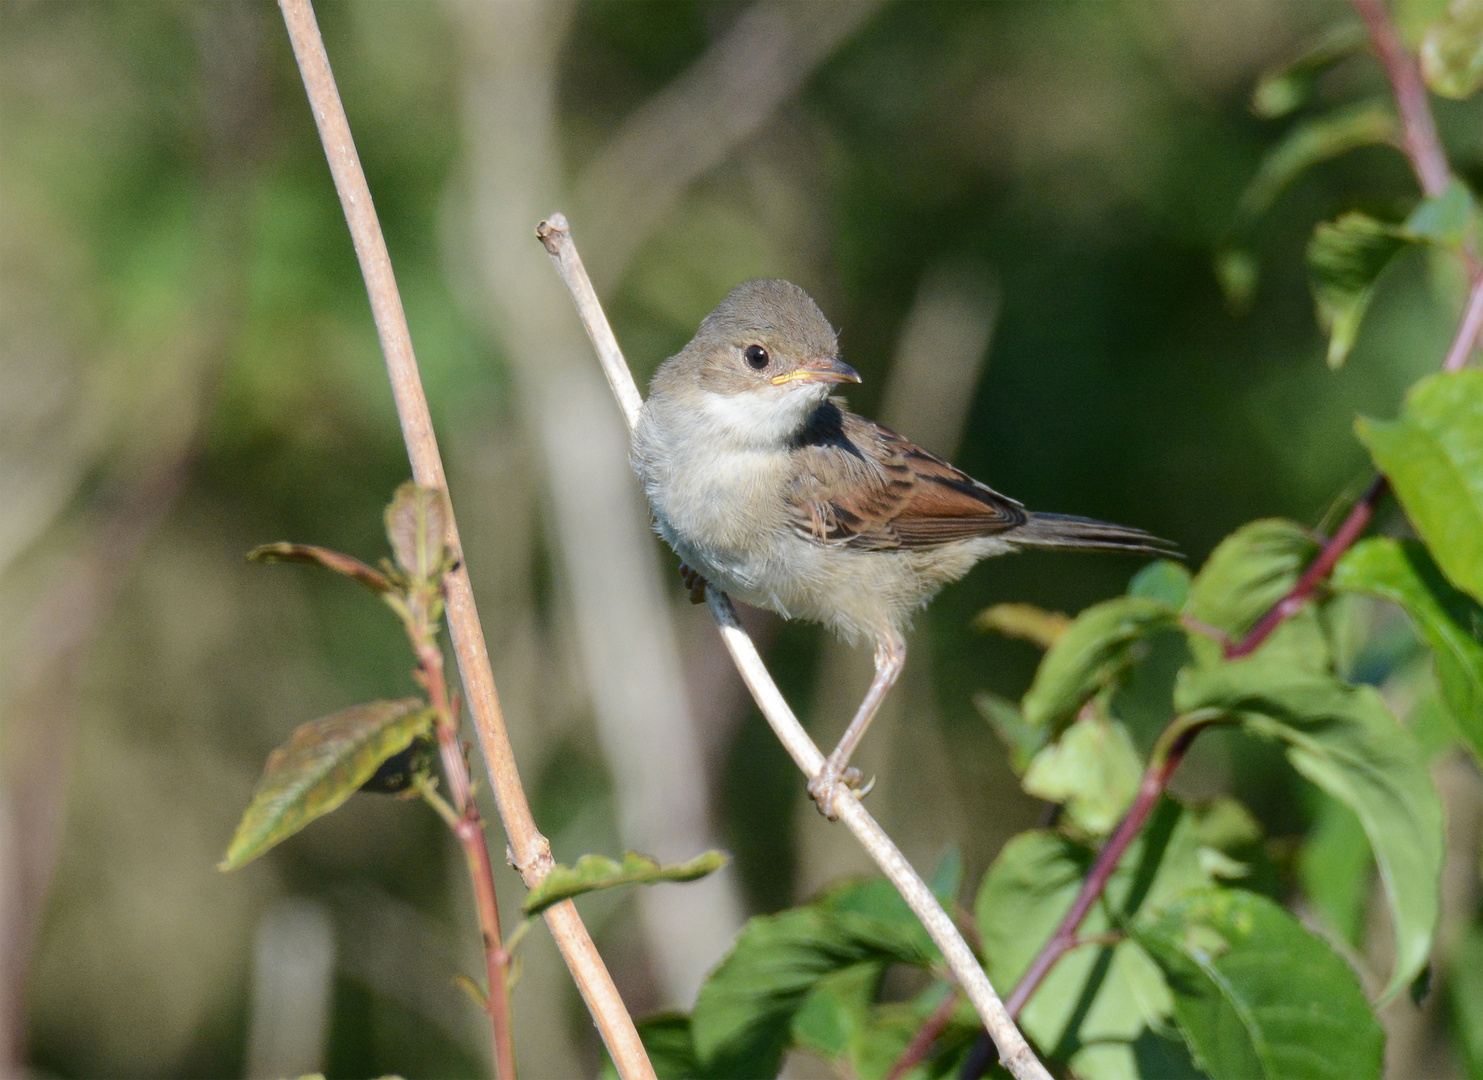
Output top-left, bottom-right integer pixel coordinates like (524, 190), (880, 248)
(808, 632), (906, 820)
(678, 561), (708, 604)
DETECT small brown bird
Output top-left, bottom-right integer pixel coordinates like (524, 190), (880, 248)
(632, 279), (1173, 817)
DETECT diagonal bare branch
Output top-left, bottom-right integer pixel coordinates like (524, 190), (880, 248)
(538, 212), (1052, 1080)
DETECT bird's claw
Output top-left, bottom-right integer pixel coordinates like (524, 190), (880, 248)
(808, 766), (868, 821)
(678, 562), (708, 604)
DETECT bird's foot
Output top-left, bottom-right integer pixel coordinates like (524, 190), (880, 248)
(678, 562), (708, 604)
(808, 766), (869, 821)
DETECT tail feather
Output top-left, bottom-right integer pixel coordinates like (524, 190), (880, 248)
(1012, 512), (1180, 557)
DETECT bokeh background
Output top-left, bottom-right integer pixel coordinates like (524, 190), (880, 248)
(4, 1), (1481, 1077)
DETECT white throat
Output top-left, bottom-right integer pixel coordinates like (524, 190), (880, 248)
(699, 387), (824, 448)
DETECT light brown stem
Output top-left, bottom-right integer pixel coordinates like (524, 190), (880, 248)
(274, 4), (653, 1079)
(537, 213), (1051, 1080)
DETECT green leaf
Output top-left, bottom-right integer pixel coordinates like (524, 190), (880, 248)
(1127, 1028), (1211, 1080)
(1192, 798), (1271, 889)
(1135, 889), (1383, 1080)
(1174, 660), (1444, 999)
(975, 803), (1210, 1065)
(1251, 23), (1370, 118)
(1298, 792), (1373, 944)
(1357, 370), (1483, 605)
(790, 962), (881, 1062)
(1233, 103), (1397, 235)
(384, 481), (453, 582)
(1446, 925), (1483, 1080)
(691, 905), (929, 1078)
(973, 603), (1070, 649)
(1307, 211), (1412, 368)
(1021, 711), (1143, 837)
(1214, 249), (1259, 310)
(247, 542), (394, 593)
(1333, 537), (1483, 761)
(220, 699), (431, 870)
(452, 973), (488, 1012)
(816, 877), (940, 967)
(1219, 100), (1398, 309)
(1185, 519), (1319, 645)
(600, 1014), (700, 1080)
(1404, 179), (1478, 248)
(973, 691), (1048, 776)
(1408, 678), (1463, 757)
(1022, 597), (1179, 728)
(1421, 0), (1483, 98)
(522, 849), (729, 916)
(1129, 559), (1192, 609)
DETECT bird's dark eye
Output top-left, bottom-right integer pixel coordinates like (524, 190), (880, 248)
(744, 344), (770, 370)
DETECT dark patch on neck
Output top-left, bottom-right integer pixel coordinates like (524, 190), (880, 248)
(790, 400), (865, 460)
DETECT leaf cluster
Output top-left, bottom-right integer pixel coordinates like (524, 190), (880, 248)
(1218, 9), (1483, 370)
(224, 482), (731, 1030)
(222, 482), (461, 870)
(601, 863), (975, 1080)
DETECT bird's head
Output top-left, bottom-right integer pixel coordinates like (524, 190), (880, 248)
(653, 279), (860, 446)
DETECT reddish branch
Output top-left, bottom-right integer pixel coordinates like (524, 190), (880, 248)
(1227, 474), (1388, 659)
(1443, 274), (1483, 373)
(886, 990), (961, 1080)
(417, 638), (516, 1080)
(1002, 721), (1208, 1019)
(1352, 0), (1452, 198)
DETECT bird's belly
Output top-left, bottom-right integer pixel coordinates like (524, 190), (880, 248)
(645, 446), (789, 587)
(662, 526), (1008, 644)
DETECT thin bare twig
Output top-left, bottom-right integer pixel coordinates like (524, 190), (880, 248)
(537, 213), (1051, 1080)
(274, 4), (654, 1079)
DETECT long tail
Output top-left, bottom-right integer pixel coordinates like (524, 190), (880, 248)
(1011, 512), (1179, 557)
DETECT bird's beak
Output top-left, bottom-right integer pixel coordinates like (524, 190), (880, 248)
(771, 356), (862, 387)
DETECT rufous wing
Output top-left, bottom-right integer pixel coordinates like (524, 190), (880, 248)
(786, 402), (1026, 550)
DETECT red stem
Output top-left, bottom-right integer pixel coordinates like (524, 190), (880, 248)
(1352, 0), (1451, 198)
(886, 989), (961, 1080)
(1443, 273), (1483, 373)
(423, 639), (517, 1080)
(1226, 474), (1388, 659)
(1004, 722), (1204, 1018)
